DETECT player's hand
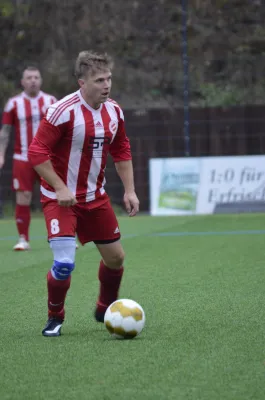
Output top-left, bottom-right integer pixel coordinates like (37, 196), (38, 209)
(0, 154), (5, 169)
(123, 191), (140, 217)
(56, 186), (77, 207)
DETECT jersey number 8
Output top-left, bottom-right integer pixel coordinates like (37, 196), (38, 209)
(51, 219), (60, 234)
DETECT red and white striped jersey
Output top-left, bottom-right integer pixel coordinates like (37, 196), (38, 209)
(28, 90), (132, 204)
(2, 91), (57, 161)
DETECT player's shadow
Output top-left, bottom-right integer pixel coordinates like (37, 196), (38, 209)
(58, 327), (147, 342)
(10, 324), (147, 341)
(12, 330), (147, 343)
(101, 336), (146, 342)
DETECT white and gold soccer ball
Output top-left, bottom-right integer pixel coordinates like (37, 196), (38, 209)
(104, 299), (145, 339)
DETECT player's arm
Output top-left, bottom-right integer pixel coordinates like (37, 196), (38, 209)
(34, 160), (76, 206)
(28, 118), (76, 207)
(109, 112), (139, 216)
(115, 160), (135, 194)
(0, 98), (15, 168)
(115, 160), (139, 216)
(0, 124), (12, 168)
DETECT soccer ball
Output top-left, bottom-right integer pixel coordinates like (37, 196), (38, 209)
(104, 299), (145, 339)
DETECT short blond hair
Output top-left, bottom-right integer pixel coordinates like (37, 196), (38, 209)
(75, 51), (113, 79)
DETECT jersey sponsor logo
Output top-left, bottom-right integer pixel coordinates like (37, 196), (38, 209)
(80, 136), (112, 158)
(19, 115), (41, 124)
(87, 136), (111, 149)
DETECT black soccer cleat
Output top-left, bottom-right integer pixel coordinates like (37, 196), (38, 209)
(94, 308), (105, 323)
(42, 318), (63, 337)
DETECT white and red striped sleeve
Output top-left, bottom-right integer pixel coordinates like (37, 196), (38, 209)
(1, 98), (15, 126)
(28, 104), (68, 167)
(109, 107), (132, 162)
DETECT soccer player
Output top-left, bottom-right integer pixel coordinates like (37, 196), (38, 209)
(28, 51), (140, 337)
(0, 66), (57, 250)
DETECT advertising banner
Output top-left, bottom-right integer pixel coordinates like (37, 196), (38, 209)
(149, 156), (265, 215)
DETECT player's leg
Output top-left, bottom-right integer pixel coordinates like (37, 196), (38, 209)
(95, 240), (125, 322)
(12, 160), (35, 251)
(76, 200), (124, 322)
(42, 200), (77, 337)
(14, 191), (32, 250)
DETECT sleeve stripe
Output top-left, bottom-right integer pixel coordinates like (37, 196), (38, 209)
(49, 95), (79, 125)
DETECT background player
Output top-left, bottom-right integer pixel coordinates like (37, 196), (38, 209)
(28, 51), (139, 336)
(0, 66), (57, 250)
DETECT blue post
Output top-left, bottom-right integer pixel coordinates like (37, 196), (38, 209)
(181, 0), (190, 156)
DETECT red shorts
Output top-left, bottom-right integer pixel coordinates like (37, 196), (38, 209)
(42, 199), (121, 245)
(12, 159), (39, 192)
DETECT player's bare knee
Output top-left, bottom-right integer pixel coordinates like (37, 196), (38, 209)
(105, 249), (125, 269)
(16, 191), (32, 205)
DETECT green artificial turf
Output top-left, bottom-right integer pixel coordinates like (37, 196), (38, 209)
(0, 214), (265, 400)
